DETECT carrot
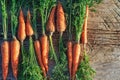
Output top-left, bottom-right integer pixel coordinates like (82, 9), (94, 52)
(40, 34), (49, 73)
(56, 1), (66, 33)
(67, 41), (73, 78)
(72, 43), (81, 79)
(1, 41), (9, 80)
(46, 6), (56, 33)
(81, 5), (89, 44)
(26, 10), (34, 36)
(18, 9), (26, 42)
(34, 40), (46, 77)
(11, 37), (20, 79)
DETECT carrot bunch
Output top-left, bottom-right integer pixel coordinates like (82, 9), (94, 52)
(65, 0), (89, 79)
(0, 0), (9, 80)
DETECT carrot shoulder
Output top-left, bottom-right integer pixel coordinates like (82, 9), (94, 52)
(40, 34), (49, 73)
(18, 9), (26, 42)
(72, 43), (81, 79)
(11, 38), (20, 79)
(67, 41), (73, 78)
(1, 41), (9, 80)
(56, 1), (66, 33)
(34, 40), (46, 77)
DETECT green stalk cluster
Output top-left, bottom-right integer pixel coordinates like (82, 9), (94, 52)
(51, 35), (68, 80)
(76, 51), (96, 80)
(1, 0), (8, 40)
(10, 0), (18, 38)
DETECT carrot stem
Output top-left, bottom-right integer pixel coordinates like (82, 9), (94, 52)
(49, 35), (58, 63)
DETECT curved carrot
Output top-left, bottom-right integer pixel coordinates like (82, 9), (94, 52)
(46, 6), (56, 33)
(40, 34), (49, 73)
(18, 9), (26, 42)
(11, 38), (20, 79)
(56, 1), (66, 33)
(26, 10), (34, 36)
(34, 40), (46, 77)
(1, 41), (9, 80)
(67, 41), (73, 78)
(72, 43), (81, 79)
(81, 5), (89, 44)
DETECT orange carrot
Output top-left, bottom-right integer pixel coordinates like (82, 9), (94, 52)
(11, 38), (20, 79)
(1, 41), (9, 80)
(56, 1), (66, 33)
(72, 43), (81, 79)
(18, 9), (26, 42)
(26, 10), (34, 36)
(40, 34), (49, 73)
(67, 41), (73, 78)
(34, 40), (46, 77)
(46, 6), (56, 33)
(81, 5), (89, 44)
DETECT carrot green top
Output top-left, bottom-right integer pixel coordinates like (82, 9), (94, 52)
(1, 0), (8, 40)
(10, 0), (18, 39)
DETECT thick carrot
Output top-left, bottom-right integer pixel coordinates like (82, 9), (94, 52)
(81, 5), (89, 44)
(67, 41), (73, 78)
(34, 40), (46, 77)
(11, 37), (20, 79)
(26, 10), (34, 36)
(18, 9), (26, 42)
(40, 34), (49, 73)
(1, 41), (9, 80)
(72, 43), (81, 79)
(56, 1), (66, 33)
(46, 6), (56, 33)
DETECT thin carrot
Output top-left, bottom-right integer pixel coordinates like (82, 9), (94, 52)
(56, 1), (66, 33)
(46, 6), (56, 33)
(72, 43), (81, 79)
(40, 34), (49, 73)
(26, 10), (34, 36)
(34, 40), (46, 77)
(11, 37), (20, 79)
(67, 41), (73, 78)
(1, 41), (9, 80)
(81, 5), (89, 45)
(18, 9), (26, 42)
